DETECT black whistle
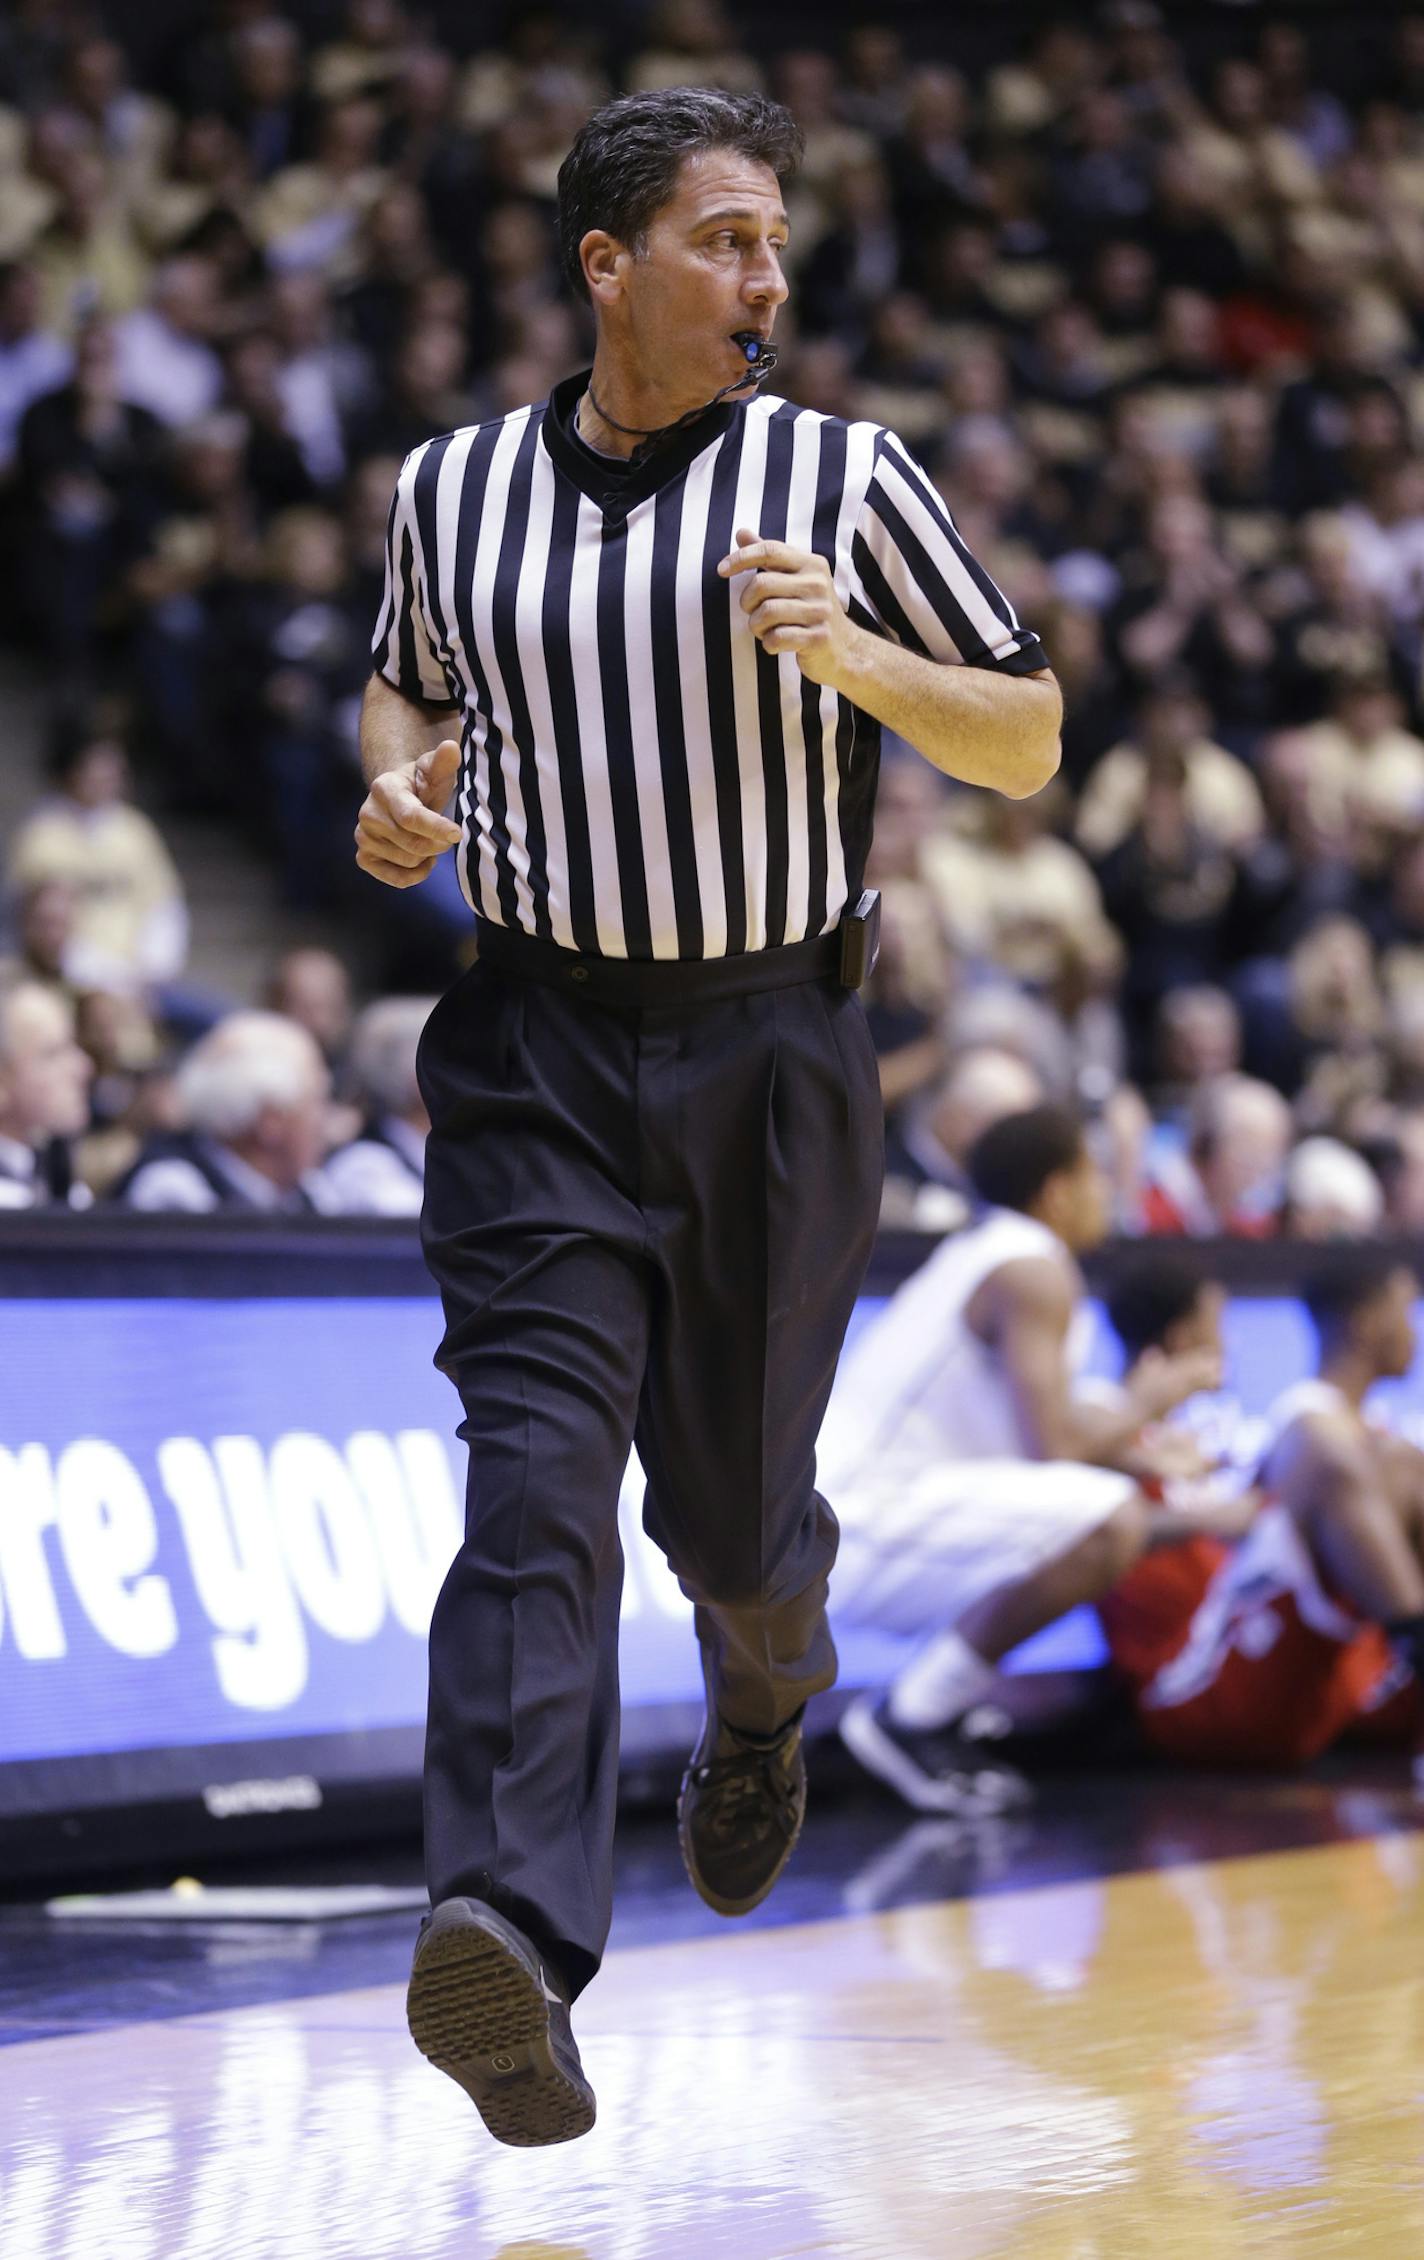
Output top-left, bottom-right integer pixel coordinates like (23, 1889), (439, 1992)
(732, 330), (778, 374)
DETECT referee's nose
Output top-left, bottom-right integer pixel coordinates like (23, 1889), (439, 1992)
(743, 237), (789, 313)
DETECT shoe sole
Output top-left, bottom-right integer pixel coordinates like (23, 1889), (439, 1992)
(406, 1902), (596, 2148)
(676, 1744), (806, 1920)
(838, 1698), (1029, 1817)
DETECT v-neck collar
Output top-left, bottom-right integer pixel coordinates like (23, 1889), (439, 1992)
(541, 368), (741, 514)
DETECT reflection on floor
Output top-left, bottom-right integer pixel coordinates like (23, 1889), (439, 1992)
(2, 1766), (1422, 2258)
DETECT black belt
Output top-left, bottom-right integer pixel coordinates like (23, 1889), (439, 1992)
(474, 920), (845, 1008)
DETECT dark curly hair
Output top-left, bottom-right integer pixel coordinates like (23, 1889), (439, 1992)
(556, 87), (803, 302)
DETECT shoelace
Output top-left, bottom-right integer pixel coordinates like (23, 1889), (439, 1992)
(692, 1744), (799, 1844)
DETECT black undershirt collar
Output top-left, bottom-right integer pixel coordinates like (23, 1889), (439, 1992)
(542, 368), (741, 516)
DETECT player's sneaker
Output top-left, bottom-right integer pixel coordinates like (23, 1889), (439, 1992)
(678, 1709), (807, 1916)
(406, 1897), (595, 2147)
(839, 1692), (1032, 1815)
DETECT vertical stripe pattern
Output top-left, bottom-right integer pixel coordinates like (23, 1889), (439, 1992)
(372, 387), (1045, 959)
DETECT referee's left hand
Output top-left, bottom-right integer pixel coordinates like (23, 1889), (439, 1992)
(719, 527), (856, 686)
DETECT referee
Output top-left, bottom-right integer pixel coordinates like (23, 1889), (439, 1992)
(355, 87), (1060, 2147)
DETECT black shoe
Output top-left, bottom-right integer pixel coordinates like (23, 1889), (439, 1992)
(677, 1710), (807, 1917)
(405, 1897), (596, 2147)
(839, 1693), (1032, 1816)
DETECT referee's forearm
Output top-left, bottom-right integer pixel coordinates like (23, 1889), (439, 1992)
(360, 671), (460, 786)
(831, 630), (1062, 799)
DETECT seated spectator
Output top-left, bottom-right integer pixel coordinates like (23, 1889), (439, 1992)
(1240, 912), (1386, 1106)
(111, 254), (225, 428)
(1075, 675), (1264, 863)
(1280, 1136), (1386, 1239)
(1298, 669), (1424, 838)
(16, 314), (164, 674)
(923, 785), (1117, 994)
(1149, 985), (1243, 1126)
(1141, 1072), (1292, 1236)
(0, 258), (71, 476)
(256, 94), (391, 282)
(227, 506), (371, 905)
(117, 1009), (333, 1211)
(1108, 492), (1276, 732)
(72, 985), (176, 1199)
(0, 877), (80, 999)
(126, 411), (264, 808)
(1102, 1246), (1424, 1777)
(1095, 743), (1238, 1073)
(31, 145), (150, 337)
(0, 977), (94, 1209)
(1361, 1108), (1424, 1232)
(1268, 511), (1407, 726)
(322, 994), (432, 1214)
(882, 1045), (1044, 1228)
(825, 1105), (1235, 1813)
(7, 708), (188, 991)
(262, 946), (354, 1071)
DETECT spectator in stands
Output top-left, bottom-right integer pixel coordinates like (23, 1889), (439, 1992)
(1280, 1136), (1386, 1239)
(1095, 743), (1239, 1074)
(1075, 674), (1263, 863)
(126, 410), (262, 807)
(117, 1008), (332, 1211)
(263, 946), (354, 1072)
(0, 877), (78, 999)
(1299, 668), (1424, 838)
(30, 144), (149, 337)
(111, 255), (225, 429)
(1362, 1109), (1424, 1232)
(1150, 985), (1242, 1124)
(883, 1046), (1045, 1229)
(323, 993), (432, 1214)
(7, 707), (188, 991)
(16, 313), (163, 674)
(0, 976), (93, 1208)
(923, 784), (1117, 996)
(1142, 1072), (1293, 1236)
(0, 258), (70, 474)
(230, 504), (370, 904)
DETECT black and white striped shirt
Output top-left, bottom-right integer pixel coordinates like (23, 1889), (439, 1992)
(371, 370), (1044, 962)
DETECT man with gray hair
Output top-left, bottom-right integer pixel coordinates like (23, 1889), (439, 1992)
(116, 1009), (332, 1211)
(323, 995), (433, 1215)
(0, 978), (93, 1208)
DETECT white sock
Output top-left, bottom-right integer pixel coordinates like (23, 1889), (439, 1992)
(887, 1630), (997, 1731)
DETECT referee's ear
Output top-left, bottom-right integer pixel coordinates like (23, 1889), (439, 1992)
(581, 229), (628, 308)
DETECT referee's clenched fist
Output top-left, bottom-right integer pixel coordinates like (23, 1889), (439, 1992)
(720, 524), (854, 681)
(354, 737), (462, 888)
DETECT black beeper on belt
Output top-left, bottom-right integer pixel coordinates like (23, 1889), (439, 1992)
(838, 888), (881, 989)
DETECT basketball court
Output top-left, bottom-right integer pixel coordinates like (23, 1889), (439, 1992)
(5, 1765), (1420, 2259)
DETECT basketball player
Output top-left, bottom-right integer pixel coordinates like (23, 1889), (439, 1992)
(828, 1106), (1238, 1812)
(1102, 1245), (1424, 1778)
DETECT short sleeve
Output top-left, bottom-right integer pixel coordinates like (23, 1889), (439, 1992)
(852, 430), (1047, 675)
(369, 445), (457, 708)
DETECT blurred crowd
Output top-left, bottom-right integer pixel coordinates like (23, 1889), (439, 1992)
(6, 1), (1424, 1227)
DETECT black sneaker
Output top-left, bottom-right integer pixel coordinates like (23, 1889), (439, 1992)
(838, 1693), (1032, 1816)
(677, 1711), (807, 1917)
(405, 1897), (596, 2147)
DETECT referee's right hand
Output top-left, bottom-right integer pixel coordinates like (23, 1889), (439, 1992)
(355, 739), (464, 888)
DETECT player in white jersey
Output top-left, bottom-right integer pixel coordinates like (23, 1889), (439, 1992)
(1103, 1245), (1424, 1777)
(828, 1105), (1235, 1812)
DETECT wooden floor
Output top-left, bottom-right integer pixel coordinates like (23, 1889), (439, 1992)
(3, 1833), (1422, 2259)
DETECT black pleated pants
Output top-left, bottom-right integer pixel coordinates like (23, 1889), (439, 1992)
(416, 950), (883, 1997)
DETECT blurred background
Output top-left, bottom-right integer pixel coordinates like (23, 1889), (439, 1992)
(5, 0), (1424, 1233)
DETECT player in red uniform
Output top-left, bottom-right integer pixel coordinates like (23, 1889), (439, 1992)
(1102, 1246), (1424, 1777)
